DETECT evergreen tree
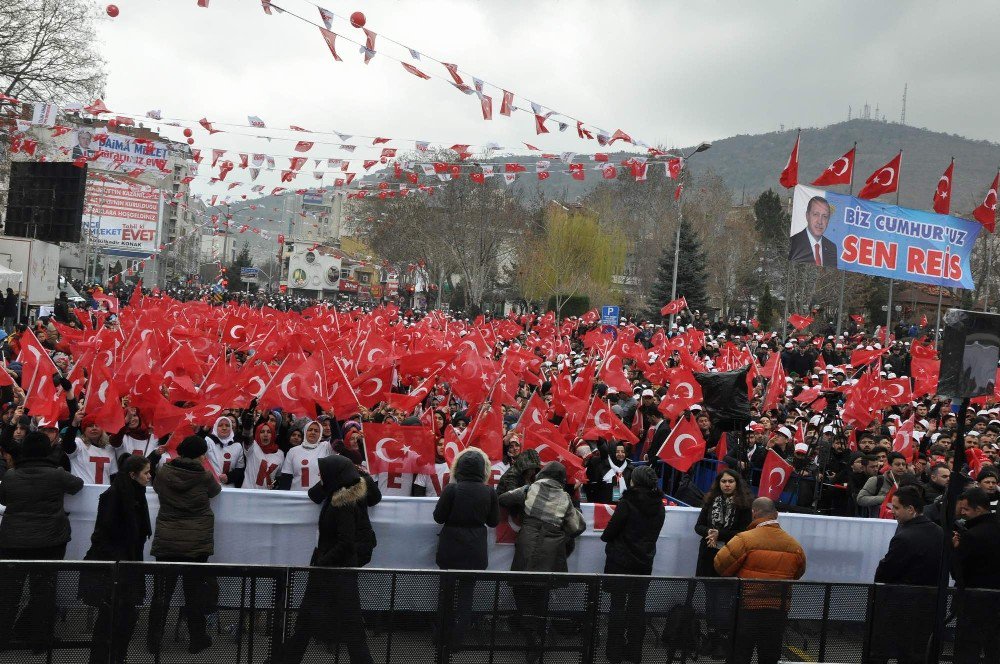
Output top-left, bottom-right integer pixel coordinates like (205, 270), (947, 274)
(227, 241), (254, 292)
(757, 282), (776, 331)
(648, 217), (708, 320)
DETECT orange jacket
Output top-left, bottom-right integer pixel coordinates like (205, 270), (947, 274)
(713, 517), (806, 610)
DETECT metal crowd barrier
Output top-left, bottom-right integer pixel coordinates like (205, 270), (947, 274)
(0, 561), (992, 663)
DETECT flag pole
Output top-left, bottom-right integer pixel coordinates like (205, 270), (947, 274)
(884, 150), (902, 342)
(933, 157), (955, 347)
(983, 167), (999, 313)
(834, 142), (857, 338)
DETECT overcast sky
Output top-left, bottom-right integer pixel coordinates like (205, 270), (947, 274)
(95, 0), (1000, 196)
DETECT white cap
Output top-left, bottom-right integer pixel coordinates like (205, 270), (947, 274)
(809, 415), (822, 426)
(690, 403), (703, 412)
(794, 442), (809, 454)
(776, 426), (793, 439)
(822, 425), (835, 433)
(641, 388), (655, 397)
(606, 387), (618, 395)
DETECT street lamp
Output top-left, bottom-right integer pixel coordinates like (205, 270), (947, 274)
(669, 142), (712, 328)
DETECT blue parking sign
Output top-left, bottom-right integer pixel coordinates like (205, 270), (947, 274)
(600, 305), (620, 326)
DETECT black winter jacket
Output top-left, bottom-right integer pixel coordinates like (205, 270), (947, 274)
(307, 455), (381, 568)
(0, 457), (83, 549)
(601, 486), (665, 575)
(953, 512), (1000, 590)
(433, 448), (499, 570)
(874, 514), (942, 586)
(150, 457), (221, 559)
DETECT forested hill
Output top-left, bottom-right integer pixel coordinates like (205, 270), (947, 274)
(523, 119), (1000, 211)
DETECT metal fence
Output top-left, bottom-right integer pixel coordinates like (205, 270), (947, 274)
(0, 561), (993, 663)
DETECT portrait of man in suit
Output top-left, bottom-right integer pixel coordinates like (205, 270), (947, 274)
(788, 195), (838, 268)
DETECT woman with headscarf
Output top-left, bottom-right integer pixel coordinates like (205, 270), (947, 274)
(335, 422), (365, 465)
(204, 415), (245, 487)
(499, 461), (586, 661)
(413, 433), (451, 497)
(283, 455), (380, 664)
(62, 409), (118, 485)
(600, 465), (666, 664)
(432, 447), (499, 651)
(276, 420), (333, 491)
(242, 422), (285, 490)
(80, 455), (152, 664)
(111, 408), (159, 458)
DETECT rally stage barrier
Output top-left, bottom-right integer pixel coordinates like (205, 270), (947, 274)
(62, 486), (897, 584)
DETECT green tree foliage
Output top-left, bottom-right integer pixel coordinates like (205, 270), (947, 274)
(227, 241), (254, 292)
(518, 206), (627, 319)
(757, 282), (776, 331)
(648, 217), (709, 320)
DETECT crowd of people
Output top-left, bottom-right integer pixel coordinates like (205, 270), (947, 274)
(0, 286), (999, 663)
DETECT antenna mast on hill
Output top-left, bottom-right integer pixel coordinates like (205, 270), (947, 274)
(900, 83), (908, 125)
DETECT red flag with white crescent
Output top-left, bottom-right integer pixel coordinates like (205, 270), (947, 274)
(362, 422), (435, 475)
(759, 450), (793, 501)
(779, 132), (799, 189)
(973, 170), (999, 232)
(932, 160), (954, 215)
(655, 414), (706, 472)
(812, 147), (855, 187)
(857, 152), (902, 200)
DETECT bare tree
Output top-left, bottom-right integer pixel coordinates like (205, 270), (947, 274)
(0, 0), (106, 102)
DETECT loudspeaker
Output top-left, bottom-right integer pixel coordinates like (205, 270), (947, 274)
(4, 161), (87, 243)
(938, 309), (1000, 398)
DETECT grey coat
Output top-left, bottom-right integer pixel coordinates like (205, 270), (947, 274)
(150, 457), (221, 559)
(499, 462), (586, 573)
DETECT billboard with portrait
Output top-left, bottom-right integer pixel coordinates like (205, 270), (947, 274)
(83, 176), (162, 252)
(789, 185), (982, 289)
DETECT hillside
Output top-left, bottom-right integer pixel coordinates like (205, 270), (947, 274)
(680, 119), (1000, 211)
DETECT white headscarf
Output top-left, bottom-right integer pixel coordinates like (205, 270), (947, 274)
(212, 415), (235, 446)
(301, 419), (322, 450)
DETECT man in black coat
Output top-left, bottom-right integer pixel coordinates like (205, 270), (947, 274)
(952, 487), (1000, 664)
(788, 196), (838, 268)
(0, 432), (84, 651)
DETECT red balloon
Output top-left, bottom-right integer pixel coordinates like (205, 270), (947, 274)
(350, 11), (366, 28)
(187, 138), (194, 145)
(183, 128), (192, 137)
(106, 5), (119, 17)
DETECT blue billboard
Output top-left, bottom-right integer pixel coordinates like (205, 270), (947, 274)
(789, 185), (983, 289)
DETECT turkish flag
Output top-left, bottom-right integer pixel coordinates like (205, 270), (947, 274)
(892, 414), (916, 463)
(351, 362), (394, 409)
(17, 328), (59, 397)
(593, 503), (616, 531)
(667, 157), (683, 180)
(882, 377), (913, 407)
(583, 399), (639, 444)
(812, 147), (855, 187)
(495, 507), (521, 544)
(258, 355), (311, 416)
(910, 356), (941, 398)
(778, 133), (799, 189)
(523, 427), (586, 483)
(932, 161), (954, 215)
(972, 171), (999, 232)
(655, 414), (706, 472)
(660, 296), (687, 316)
(879, 485), (897, 520)
(850, 314), (865, 326)
(761, 356), (786, 413)
(386, 372), (438, 414)
(465, 401), (504, 461)
(857, 152), (902, 200)
(362, 422), (435, 475)
(759, 450), (794, 501)
(657, 367), (703, 421)
(920, 314), (928, 327)
(788, 313), (814, 331)
(82, 359), (125, 433)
